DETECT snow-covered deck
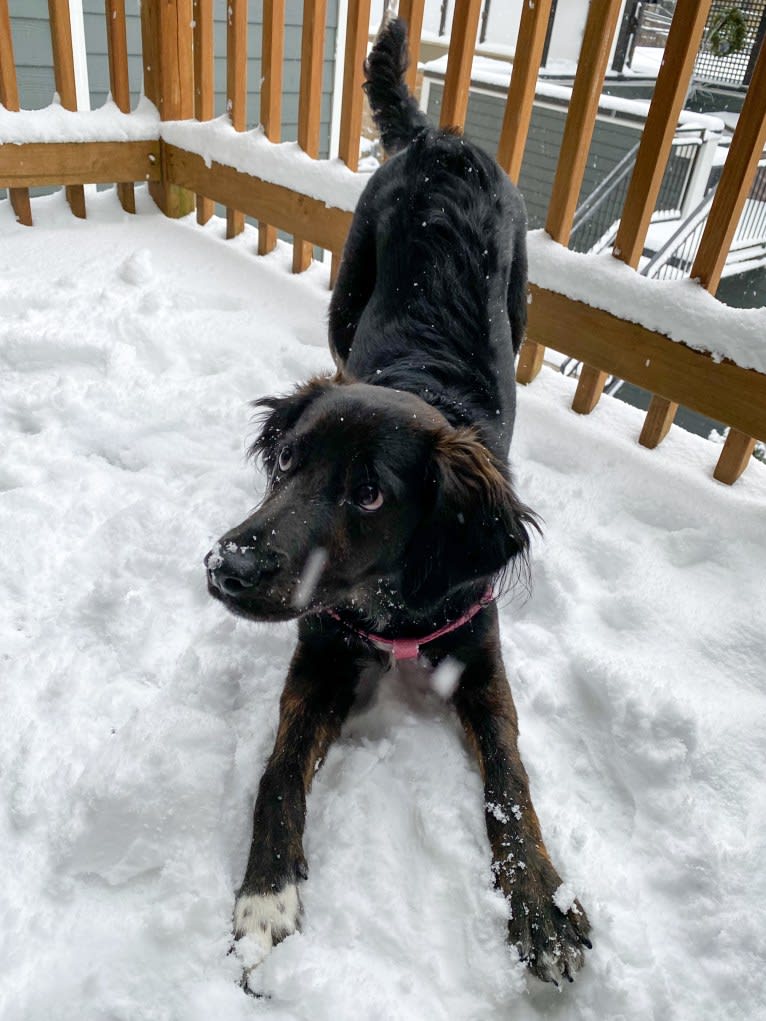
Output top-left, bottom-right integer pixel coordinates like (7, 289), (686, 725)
(2, 190), (765, 1021)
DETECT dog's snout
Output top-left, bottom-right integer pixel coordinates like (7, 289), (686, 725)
(205, 543), (282, 599)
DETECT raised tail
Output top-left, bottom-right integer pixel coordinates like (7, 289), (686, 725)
(364, 17), (429, 157)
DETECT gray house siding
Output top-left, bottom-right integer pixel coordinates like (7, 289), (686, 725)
(81, 0), (339, 157)
(8, 1), (339, 159)
(426, 82), (641, 229)
(7, 0), (56, 110)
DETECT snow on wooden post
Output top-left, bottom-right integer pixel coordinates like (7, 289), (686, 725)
(226, 0), (248, 239)
(514, 0), (624, 386)
(140, 0), (195, 218)
(398, 0), (426, 93)
(572, 0), (713, 418)
(439, 0), (482, 130)
(0, 0), (32, 225)
(48, 0), (87, 218)
(105, 0), (135, 214)
(258, 0), (285, 255)
(496, 0), (553, 185)
(293, 0), (328, 273)
(193, 0), (215, 226)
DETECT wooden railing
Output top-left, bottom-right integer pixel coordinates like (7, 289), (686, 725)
(1, 0), (765, 484)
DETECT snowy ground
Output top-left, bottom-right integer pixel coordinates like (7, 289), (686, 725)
(2, 189), (765, 1021)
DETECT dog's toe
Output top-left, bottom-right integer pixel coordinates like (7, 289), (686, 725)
(508, 885), (591, 986)
(233, 883), (302, 964)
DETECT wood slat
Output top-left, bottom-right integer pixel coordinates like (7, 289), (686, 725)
(641, 31), (766, 481)
(193, 0), (215, 224)
(574, 0), (713, 417)
(496, 0), (553, 183)
(692, 38), (766, 292)
(527, 283), (766, 443)
(226, 0), (247, 238)
(293, 0), (327, 272)
(615, 0), (713, 268)
(713, 430), (757, 485)
(105, 0), (135, 212)
(258, 0), (284, 254)
(439, 0), (482, 129)
(338, 0), (371, 172)
(515, 0), (620, 385)
(48, 0), (86, 217)
(0, 0), (32, 224)
(0, 140), (161, 187)
(545, 0), (623, 245)
(639, 398), (679, 448)
(164, 143), (352, 251)
(399, 0), (426, 92)
(141, 0), (195, 216)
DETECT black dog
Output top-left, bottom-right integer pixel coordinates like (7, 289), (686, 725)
(205, 18), (590, 985)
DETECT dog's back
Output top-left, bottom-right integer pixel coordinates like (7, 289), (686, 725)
(329, 19), (528, 460)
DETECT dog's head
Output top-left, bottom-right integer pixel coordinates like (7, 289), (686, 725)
(205, 377), (537, 624)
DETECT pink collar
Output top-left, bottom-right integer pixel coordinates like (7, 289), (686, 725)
(327, 591), (494, 661)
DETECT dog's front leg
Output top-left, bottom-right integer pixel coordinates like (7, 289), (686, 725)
(234, 630), (360, 957)
(450, 617), (591, 985)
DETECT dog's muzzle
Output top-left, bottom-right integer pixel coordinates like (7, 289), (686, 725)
(205, 543), (282, 599)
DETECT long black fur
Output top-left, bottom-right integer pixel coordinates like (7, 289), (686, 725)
(206, 18), (591, 990)
(330, 19), (529, 463)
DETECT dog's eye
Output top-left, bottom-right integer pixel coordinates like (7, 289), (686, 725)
(277, 446), (294, 472)
(354, 483), (384, 511)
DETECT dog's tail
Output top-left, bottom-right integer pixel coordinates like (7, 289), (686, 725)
(364, 17), (429, 157)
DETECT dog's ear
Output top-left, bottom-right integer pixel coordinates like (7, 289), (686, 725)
(249, 375), (338, 469)
(403, 428), (539, 606)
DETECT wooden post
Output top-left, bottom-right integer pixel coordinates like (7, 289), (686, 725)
(141, 0), (195, 217)
(496, 0), (553, 183)
(293, 0), (327, 273)
(338, 0), (371, 174)
(398, 0), (426, 93)
(193, 0), (214, 224)
(0, 0), (32, 224)
(258, 0), (284, 254)
(439, 0), (482, 129)
(105, 0), (135, 212)
(545, 0), (624, 244)
(512, 0), (621, 385)
(574, 0), (712, 416)
(48, 0), (86, 217)
(226, 0), (248, 238)
(692, 34), (766, 483)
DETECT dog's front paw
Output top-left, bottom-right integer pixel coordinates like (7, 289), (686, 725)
(233, 883), (302, 962)
(506, 872), (591, 985)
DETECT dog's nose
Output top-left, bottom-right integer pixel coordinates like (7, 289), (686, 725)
(205, 544), (281, 598)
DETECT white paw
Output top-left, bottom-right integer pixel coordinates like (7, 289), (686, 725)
(233, 884), (301, 961)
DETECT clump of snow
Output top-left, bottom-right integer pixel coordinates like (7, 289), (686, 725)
(553, 882), (576, 914)
(0, 96), (160, 144)
(1, 187), (766, 1020)
(430, 654), (463, 698)
(527, 229), (766, 374)
(293, 547), (329, 608)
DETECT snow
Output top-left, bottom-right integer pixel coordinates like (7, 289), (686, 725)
(0, 103), (370, 214)
(527, 229), (766, 374)
(161, 116), (373, 212)
(2, 187), (766, 1021)
(0, 96), (160, 144)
